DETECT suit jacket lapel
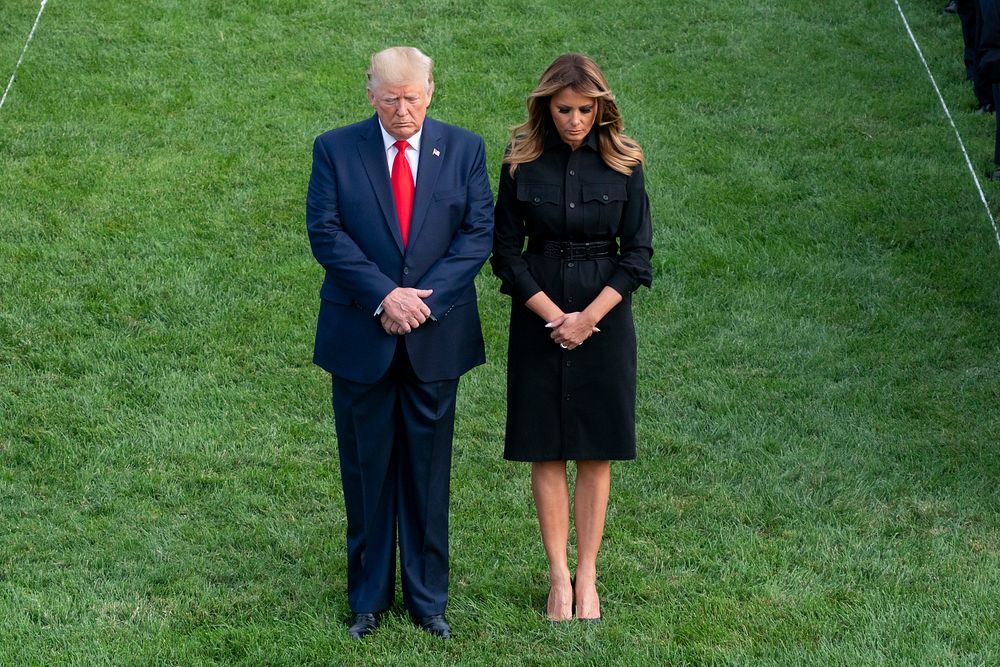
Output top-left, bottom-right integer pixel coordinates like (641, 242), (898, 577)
(358, 115), (405, 253)
(408, 117), (444, 250)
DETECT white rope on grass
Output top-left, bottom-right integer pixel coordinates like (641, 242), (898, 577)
(0, 0), (49, 112)
(893, 0), (1000, 251)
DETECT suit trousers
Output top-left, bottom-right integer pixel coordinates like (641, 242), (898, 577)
(994, 84), (1000, 165)
(331, 340), (458, 617)
(961, 0), (996, 106)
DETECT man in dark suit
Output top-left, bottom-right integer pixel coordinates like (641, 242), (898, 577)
(306, 46), (493, 640)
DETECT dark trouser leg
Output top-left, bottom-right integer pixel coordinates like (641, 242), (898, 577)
(394, 347), (458, 617)
(993, 84), (1000, 166)
(332, 366), (402, 614)
(960, 0), (978, 79)
(976, 69), (997, 110)
(973, 0), (996, 106)
(960, 0), (996, 106)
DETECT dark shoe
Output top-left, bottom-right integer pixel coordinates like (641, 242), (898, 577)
(975, 102), (996, 114)
(944, 0), (958, 13)
(989, 168), (1000, 181)
(348, 612), (380, 639)
(413, 613), (451, 639)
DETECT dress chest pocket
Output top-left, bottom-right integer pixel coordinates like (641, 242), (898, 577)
(516, 181), (560, 207)
(516, 181), (561, 231)
(582, 182), (628, 235)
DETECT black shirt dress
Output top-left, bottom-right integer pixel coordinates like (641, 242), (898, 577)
(491, 129), (653, 461)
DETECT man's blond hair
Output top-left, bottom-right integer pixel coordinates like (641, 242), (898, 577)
(367, 46), (434, 94)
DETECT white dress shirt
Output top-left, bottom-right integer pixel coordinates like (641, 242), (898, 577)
(378, 119), (420, 185)
(375, 119), (422, 316)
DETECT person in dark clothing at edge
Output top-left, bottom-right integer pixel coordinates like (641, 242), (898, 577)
(958, 0), (996, 113)
(977, 0), (1000, 178)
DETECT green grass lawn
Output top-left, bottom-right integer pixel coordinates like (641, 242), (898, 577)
(2, 0), (998, 664)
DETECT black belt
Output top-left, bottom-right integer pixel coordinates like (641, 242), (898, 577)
(525, 239), (618, 261)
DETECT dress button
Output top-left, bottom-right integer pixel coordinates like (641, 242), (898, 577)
(403, 266), (410, 275)
(533, 196), (540, 203)
(602, 194), (609, 200)
(565, 394), (571, 401)
(569, 170), (576, 176)
(567, 296), (574, 303)
(567, 262), (574, 268)
(569, 202), (575, 209)
(566, 360), (572, 367)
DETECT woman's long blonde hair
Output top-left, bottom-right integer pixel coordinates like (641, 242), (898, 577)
(505, 53), (644, 176)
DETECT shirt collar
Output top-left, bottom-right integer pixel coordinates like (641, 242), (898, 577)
(378, 118), (422, 153)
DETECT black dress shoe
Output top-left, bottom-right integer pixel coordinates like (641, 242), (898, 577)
(348, 612), (380, 639)
(975, 102), (996, 115)
(413, 613), (451, 639)
(989, 167), (1000, 182)
(944, 0), (958, 14)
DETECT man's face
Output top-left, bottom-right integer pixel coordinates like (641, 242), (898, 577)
(368, 81), (432, 141)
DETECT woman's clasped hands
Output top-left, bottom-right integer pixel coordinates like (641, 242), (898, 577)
(545, 312), (600, 350)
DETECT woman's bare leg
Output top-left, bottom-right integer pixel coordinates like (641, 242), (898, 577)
(532, 460), (573, 621)
(573, 460), (610, 619)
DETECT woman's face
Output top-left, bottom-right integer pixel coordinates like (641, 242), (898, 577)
(549, 87), (597, 150)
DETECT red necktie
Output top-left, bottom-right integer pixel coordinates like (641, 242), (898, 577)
(391, 140), (414, 247)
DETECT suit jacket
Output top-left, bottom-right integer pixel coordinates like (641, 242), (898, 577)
(307, 114), (494, 384)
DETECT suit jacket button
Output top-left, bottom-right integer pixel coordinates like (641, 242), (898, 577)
(403, 266), (410, 275)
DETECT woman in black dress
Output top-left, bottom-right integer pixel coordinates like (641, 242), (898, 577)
(491, 54), (653, 622)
